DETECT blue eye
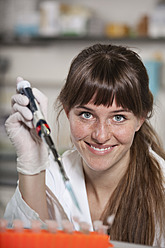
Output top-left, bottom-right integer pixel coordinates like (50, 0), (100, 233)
(81, 112), (92, 119)
(113, 115), (125, 122)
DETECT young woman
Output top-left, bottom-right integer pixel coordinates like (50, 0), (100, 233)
(4, 44), (165, 246)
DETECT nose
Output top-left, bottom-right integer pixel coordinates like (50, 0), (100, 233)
(91, 121), (112, 144)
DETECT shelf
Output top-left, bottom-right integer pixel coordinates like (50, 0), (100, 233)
(0, 35), (165, 46)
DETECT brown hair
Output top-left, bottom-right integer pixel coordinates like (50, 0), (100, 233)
(56, 44), (165, 246)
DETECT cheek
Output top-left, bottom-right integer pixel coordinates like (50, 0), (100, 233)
(114, 125), (136, 144)
(69, 119), (89, 141)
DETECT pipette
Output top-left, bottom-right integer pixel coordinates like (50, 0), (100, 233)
(17, 80), (81, 213)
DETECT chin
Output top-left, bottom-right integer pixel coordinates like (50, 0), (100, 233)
(85, 158), (111, 172)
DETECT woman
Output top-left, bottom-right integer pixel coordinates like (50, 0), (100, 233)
(4, 44), (165, 246)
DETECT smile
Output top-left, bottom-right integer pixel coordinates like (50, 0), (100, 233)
(85, 142), (116, 154)
(90, 145), (112, 151)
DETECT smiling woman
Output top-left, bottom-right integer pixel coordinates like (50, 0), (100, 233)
(56, 44), (165, 246)
(4, 44), (165, 247)
(65, 101), (142, 174)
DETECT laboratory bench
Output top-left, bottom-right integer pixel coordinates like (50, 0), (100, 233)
(111, 241), (156, 247)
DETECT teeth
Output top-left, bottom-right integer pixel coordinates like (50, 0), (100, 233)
(90, 145), (112, 151)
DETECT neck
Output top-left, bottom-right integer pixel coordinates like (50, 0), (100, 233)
(82, 151), (130, 221)
(84, 169), (124, 221)
(83, 152), (129, 194)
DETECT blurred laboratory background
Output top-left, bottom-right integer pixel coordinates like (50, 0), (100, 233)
(0, 0), (165, 218)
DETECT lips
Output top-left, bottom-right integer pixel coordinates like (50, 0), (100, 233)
(85, 141), (116, 153)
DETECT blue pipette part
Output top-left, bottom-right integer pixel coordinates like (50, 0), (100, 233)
(65, 180), (82, 213)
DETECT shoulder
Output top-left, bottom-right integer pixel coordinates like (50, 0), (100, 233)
(49, 149), (81, 168)
(46, 149), (82, 185)
(46, 148), (84, 206)
(62, 149), (82, 169)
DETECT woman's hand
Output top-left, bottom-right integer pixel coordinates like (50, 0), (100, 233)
(5, 77), (49, 175)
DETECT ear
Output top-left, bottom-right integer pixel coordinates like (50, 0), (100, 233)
(135, 117), (145, 132)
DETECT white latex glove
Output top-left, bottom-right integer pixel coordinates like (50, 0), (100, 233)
(5, 77), (50, 175)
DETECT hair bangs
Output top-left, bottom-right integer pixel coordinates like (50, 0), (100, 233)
(59, 43), (150, 118)
(77, 79), (115, 107)
(72, 70), (143, 117)
(71, 58), (116, 107)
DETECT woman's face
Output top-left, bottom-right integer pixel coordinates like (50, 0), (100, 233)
(66, 99), (144, 173)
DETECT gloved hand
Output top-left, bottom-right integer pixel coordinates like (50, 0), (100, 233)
(5, 77), (50, 175)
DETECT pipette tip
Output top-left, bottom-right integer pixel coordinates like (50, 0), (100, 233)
(65, 181), (82, 213)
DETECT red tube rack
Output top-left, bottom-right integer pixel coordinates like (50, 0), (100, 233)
(0, 229), (113, 248)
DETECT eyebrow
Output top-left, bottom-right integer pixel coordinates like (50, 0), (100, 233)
(75, 105), (130, 113)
